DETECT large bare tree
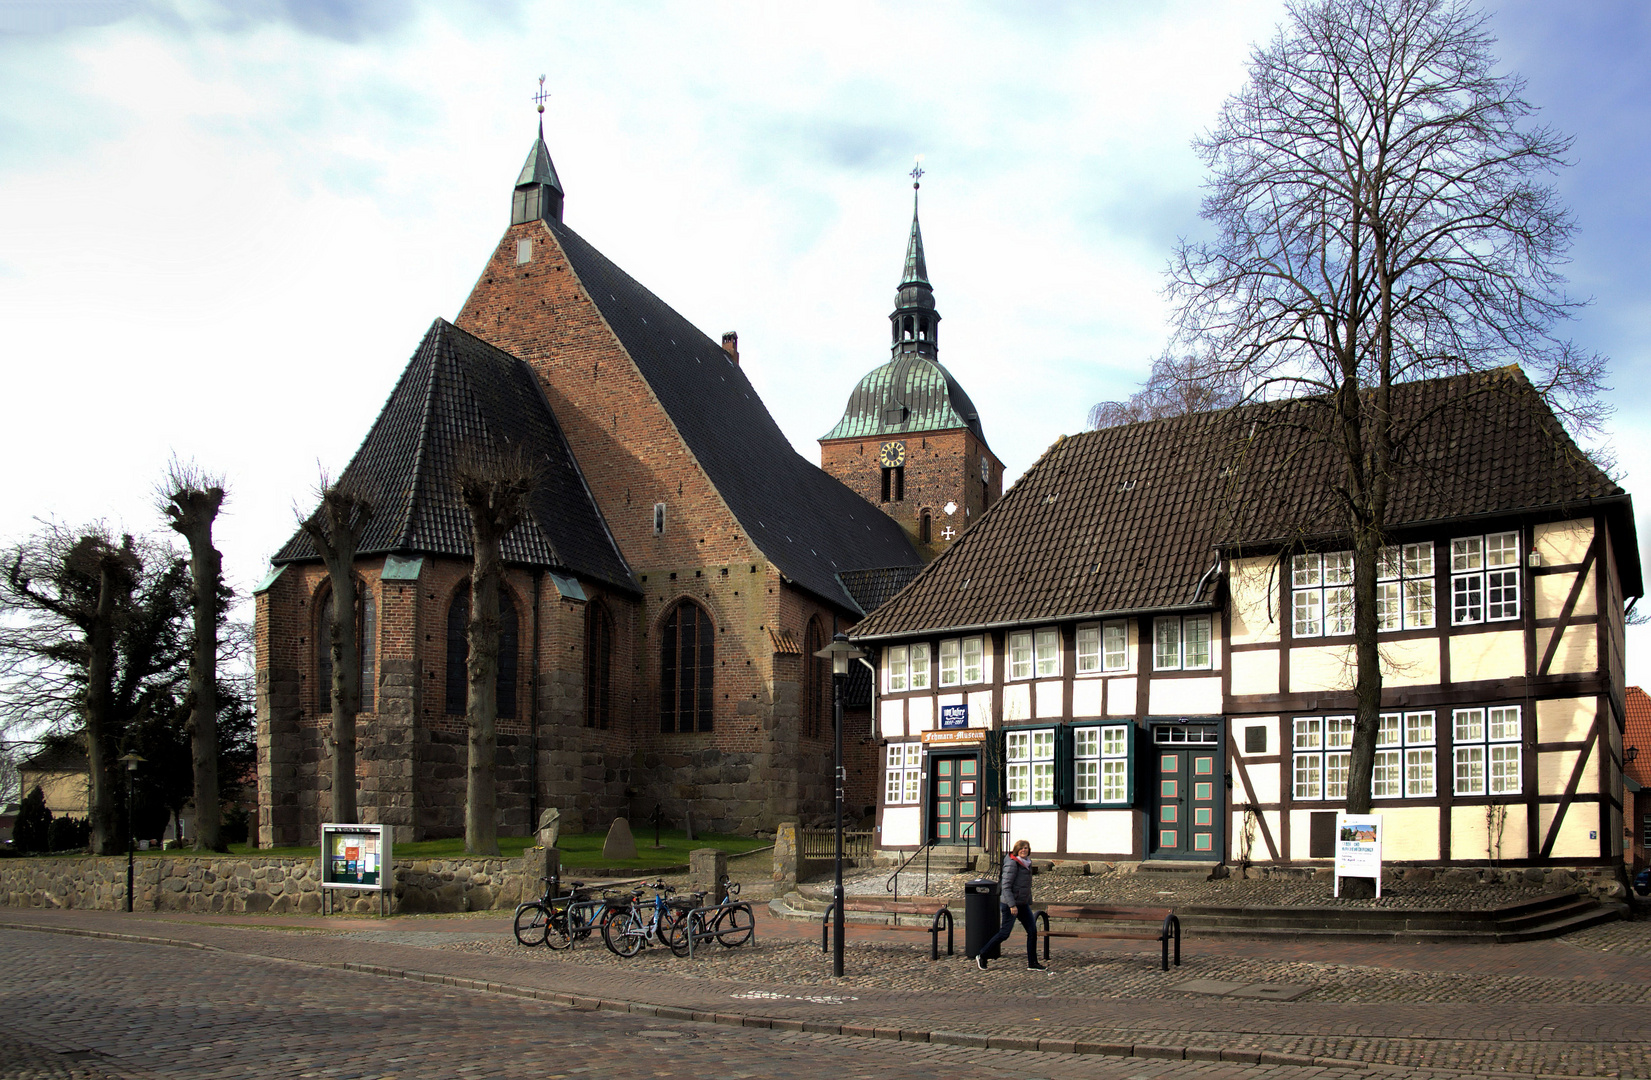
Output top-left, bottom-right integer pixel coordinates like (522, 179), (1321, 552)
(161, 462), (227, 851)
(456, 448), (537, 857)
(1168, 0), (1605, 865)
(297, 480), (374, 825)
(1087, 351), (1242, 430)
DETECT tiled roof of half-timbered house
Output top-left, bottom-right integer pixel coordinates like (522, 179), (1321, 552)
(852, 367), (1637, 639)
(274, 317), (636, 593)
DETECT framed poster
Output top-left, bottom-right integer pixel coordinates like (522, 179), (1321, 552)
(320, 823), (391, 892)
(1333, 813), (1382, 898)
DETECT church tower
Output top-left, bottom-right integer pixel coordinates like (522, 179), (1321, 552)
(820, 169), (1003, 559)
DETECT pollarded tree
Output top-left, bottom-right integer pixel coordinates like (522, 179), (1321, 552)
(1168, 0), (1606, 848)
(456, 447), (537, 857)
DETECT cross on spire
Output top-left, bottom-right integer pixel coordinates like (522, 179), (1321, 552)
(533, 75), (549, 115)
(910, 156), (924, 190)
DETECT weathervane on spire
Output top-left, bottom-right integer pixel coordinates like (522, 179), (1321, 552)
(533, 74), (549, 114)
(910, 155), (924, 190)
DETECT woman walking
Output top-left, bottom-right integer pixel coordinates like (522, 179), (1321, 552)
(977, 839), (1046, 971)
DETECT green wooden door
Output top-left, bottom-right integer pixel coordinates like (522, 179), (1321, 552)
(929, 754), (980, 845)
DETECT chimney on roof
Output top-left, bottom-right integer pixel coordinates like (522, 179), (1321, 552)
(721, 331), (739, 365)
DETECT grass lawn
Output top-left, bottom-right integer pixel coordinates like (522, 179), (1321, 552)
(209, 829), (768, 869)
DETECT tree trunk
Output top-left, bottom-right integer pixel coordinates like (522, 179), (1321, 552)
(466, 540), (502, 856)
(167, 487), (226, 851)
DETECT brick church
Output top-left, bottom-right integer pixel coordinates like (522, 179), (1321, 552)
(254, 121), (1001, 845)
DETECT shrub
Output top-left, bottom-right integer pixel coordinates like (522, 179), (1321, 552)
(14, 787), (51, 853)
(47, 815), (90, 852)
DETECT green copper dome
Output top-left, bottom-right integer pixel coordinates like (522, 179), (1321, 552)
(820, 353), (987, 443)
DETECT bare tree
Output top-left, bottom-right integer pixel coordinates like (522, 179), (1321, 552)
(297, 479), (374, 825)
(456, 448), (537, 857)
(3, 528), (140, 854)
(161, 461), (227, 851)
(1168, 0), (1605, 874)
(1087, 351), (1243, 429)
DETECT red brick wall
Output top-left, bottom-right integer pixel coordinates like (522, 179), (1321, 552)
(819, 429), (1003, 559)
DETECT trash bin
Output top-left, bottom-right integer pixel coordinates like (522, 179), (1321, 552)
(965, 877), (1001, 960)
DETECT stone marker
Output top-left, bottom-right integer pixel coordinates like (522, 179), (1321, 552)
(603, 817), (637, 861)
(690, 848), (728, 904)
(537, 807), (561, 849)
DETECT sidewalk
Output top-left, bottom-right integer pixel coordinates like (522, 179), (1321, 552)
(5, 902), (1648, 1077)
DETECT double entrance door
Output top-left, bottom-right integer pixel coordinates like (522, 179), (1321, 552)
(1150, 724), (1221, 859)
(928, 753), (980, 845)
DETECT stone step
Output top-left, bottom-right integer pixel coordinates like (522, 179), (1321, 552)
(1133, 861), (1221, 880)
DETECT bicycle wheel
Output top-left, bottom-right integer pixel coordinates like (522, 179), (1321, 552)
(602, 907), (645, 958)
(715, 904), (754, 947)
(661, 905), (692, 957)
(544, 902), (575, 950)
(513, 903), (551, 947)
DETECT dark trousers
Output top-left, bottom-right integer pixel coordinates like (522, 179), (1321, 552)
(982, 901), (1036, 964)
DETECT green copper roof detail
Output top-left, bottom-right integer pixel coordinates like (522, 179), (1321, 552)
(901, 194), (929, 287)
(820, 354), (987, 444)
(516, 121), (564, 193)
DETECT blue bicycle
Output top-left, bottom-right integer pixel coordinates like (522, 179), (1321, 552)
(601, 880), (692, 957)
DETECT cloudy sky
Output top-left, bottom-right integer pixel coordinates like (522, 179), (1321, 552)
(2, 0), (1649, 677)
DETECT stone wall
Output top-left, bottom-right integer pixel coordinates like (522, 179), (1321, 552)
(0, 853), (542, 915)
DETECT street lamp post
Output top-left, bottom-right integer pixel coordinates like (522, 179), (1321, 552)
(813, 632), (865, 978)
(118, 752), (144, 913)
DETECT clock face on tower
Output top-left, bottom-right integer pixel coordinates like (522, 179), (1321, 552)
(879, 441), (907, 468)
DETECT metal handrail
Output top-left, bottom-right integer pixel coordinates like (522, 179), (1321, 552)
(885, 804), (998, 902)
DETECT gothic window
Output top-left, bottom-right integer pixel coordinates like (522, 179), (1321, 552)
(920, 509), (932, 543)
(660, 599), (714, 733)
(316, 582), (375, 714)
(586, 601), (612, 730)
(803, 618), (827, 738)
(881, 466), (904, 502)
(444, 582), (520, 719)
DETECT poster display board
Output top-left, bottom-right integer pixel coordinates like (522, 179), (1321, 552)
(1333, 813), (1382, 898)
(320, 823), (390, 892)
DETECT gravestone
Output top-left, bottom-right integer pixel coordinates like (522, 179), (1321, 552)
(602, 817), (637, 861)
(537, 807), (561, 849)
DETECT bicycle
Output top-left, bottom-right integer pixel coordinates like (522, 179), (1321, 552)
(513, 876), (592, 947)
(547, 887), (618, 950)
(686, 877), (754, 948)
(601, 880), (692, 957)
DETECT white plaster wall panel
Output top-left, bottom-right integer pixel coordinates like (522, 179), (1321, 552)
(908, 696), (934, 733)
(1106, 678), (1137, 715)
(1002, 683), (1032, 723)
(1004, 810), (1060, 854)
(1065, 810), (1135, 856)
(938, 692), (964, 711)
(1449, 630), (1524, 683)
(1539, 801), (1600, 859)
(880, 699), (906, 739)
(1148, 676), (1223, 717)
(1231, 808), (1270, 862)
(1376, 806), (1440, 861)
(1230, 768), (1252, 803)
(1451, 803), (1527, 861)
(1290, 645), (1356, 693)
(881, 807), (921, 847)
(1228, 556), (1280, 645)
(1537, 697), (1595, 743)
(1535, 518), (1592, 565)
(1071, 679), (1103, 718)
(1535, 624), (1598, 675)
(1377, 637), (1441, 687)
(1258, 811), (1283, 861)
(1235, 717), (1278, 757)
(1230, 649), (1279, 696)
(1537, 568), (1597, 619)
(968, 690), (995, 729)
(1035, 680), (1064, 719)
(1539, 746), (1596, 795)
(1244, 759), (1282, 804)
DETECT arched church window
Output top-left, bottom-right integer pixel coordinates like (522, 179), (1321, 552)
(660, 599), (714, 733)
(920, 509), (932, 543)
(316, 582), (375, 714)
(444, 582), (519, 719)
(919, 317), (929, 341)
(902, 316), (914, 341)
(585, 600), (612, 730)
(803, 618), (827, 738)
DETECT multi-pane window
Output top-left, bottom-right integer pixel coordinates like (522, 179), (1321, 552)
(1009, 631), (1033, 680)
(909, 643), (930, 690)
(1154, 615), (1212, 671)
(938, 636), (985, 686)
(1076, 622), (1128, 674)
(660, 600), (714, 732)
(1076, 626), (1100, 673)
(1453, 706), (1522, 795)
(1035, 628), (1060, 677)
(1292, 716), (1353, 800)
(887, 646), (910, 692)
(1006, 729), (1056, 806)
(1292, 551), (1354, 637)
(1452, 531), (1520, 624)
(1373, 711), (1435, 798)
(1074, 724), (1131, 804)
(887, 643), (930, 692)
(1378, 542), (1436, 630)
(884, 743), (922, 805)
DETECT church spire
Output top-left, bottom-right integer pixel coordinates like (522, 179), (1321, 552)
(890, 159), (938, 358)
(512, 76), (564, 225)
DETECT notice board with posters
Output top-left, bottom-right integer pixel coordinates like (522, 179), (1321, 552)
(320, 823), (390, 892)
(1333, 813), (1382, 898)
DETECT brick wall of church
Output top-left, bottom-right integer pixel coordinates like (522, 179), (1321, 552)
(820, 429), (1003, 559)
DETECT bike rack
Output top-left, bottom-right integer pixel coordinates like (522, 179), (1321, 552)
(683, 900), (757, 959)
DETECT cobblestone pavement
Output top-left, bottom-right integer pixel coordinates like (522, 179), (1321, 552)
(3, 906), (1649, 1078)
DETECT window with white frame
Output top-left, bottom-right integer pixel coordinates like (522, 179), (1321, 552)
(1377, 542), (1436, 630)
(1452, 531), (1520, 625)
(939, 636), (985, 686)
(1154, 615), (1211, 671)
(1006, 728), (1056, 806)
(1035, 628), (1060, 677)
(962, 636), (984, 683)
(1009, 631), (1033, 680)
(1078, 622), (1128, 673)
(1453, 705), (1522, 795)
(1076, 626), (1100, 674)
(1373, 711), (1435, 798)
(884, 742), (922, 804)
(1293, 551), (1354, 637)
(887, 646), (909, 692)
(1074, 724), (1131, 804)
(908, 642), (930, 691)
(939, 638), (960, 686)
(1292, 715), (1354, 800)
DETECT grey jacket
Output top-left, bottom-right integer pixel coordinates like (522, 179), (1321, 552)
(999, 855), (1033, 907)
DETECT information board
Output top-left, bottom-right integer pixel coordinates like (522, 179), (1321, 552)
(320, 823), (391, 892)
(939, 704), (969, 729)
(1333, 813), (1382, 898)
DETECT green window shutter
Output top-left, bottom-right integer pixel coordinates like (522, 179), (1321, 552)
(1054, 724), (1075, 807)
(1125, 721), (1139, 806)
(982, 730), (1004, 811)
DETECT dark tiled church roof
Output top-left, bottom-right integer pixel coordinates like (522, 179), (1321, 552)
(838, 566), (922, 615)
(275, 318), (635, 592)
(548, 219), (922, 615)
(854, 368), (1635, 638)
